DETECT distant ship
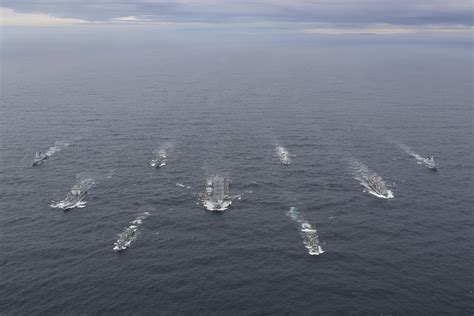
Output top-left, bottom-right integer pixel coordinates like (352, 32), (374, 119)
(59, 184), (87, 210)
(113, 225), (138, 251)
(287, 207), (325, 256)
(279, 153), (290, 165)
(32, 151), (48, 166)
(423, 156), (437, 171)
(367, 175), (390, 198)
(150, 151), (167, 168)
(203, 176), (232, 211)
(301, 223), (325, 256)
(276, 146), (291, 165)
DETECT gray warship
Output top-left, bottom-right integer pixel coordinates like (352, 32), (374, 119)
(113, 225), (138, 251)
(150, 150), (167, 168)
(276, 146), (291, 165)
(423, 156), (437, 171)
(60, 184), (87, 210)
(287, 207), (324, 256)
(366, 175), (390, 198)
(301, 223), (325, 256)
(203, 176), (232, 211)
(32, 151), (48, 166)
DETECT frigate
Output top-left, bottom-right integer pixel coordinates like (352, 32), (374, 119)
(423, 156), (437, 171)
(32, 151), (48, 166)
(279, 152), (290, 165)
(367, 175), (389, 197)
(276, 147), (290, 165)
(113, 225), (138, 251)
(301, 223), (324, 256)
(60, 184), (87, 210)
(287, 207), (325, 255)
(150, 151), (167, 168)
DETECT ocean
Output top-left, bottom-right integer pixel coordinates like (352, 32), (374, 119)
(1, 33), (472, 314)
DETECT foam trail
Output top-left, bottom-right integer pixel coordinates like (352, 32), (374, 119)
(114, 212), (150, 251)
(397, 143), (437, 170)
(398, 143), (423, 161)
(71, 175), (96, 192)
(32, 140), (70, 166)
(50, 199), (86, 210)
(203, 199), (232, 212)
(45, 140), (70, 157)
(176, 182), (191, 189)
(348, 159), (394, 199)
(130, 212), (150, 225)
(287, 207), (324, 255)
(275, 146), (291, 165)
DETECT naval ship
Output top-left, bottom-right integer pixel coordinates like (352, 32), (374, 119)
(366, 175), (390, 198)
(32, 152), (48, 166)
(276, 147), (291, 165)
(203, 176), (232, 211)
(59, 184), (87, 210)
(113, 225), (138, 251)
(287, 207), (324, 255)
(150, 151), (167, 168)
(423, 156), (437, 171)
(301, 223), (325, 256)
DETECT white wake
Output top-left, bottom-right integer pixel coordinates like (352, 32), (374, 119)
(45, 140), (70, 157)
(398, 143), (437, 170)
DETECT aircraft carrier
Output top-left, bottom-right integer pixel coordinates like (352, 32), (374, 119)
(204, 176), (232, 211)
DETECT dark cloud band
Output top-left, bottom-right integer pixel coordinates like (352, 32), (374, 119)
(1, 0), (472, 26)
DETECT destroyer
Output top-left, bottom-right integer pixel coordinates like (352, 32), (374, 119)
(59, 184), (87, 210)
(32, 151), (48, 166)
(113, 225), (138, 251)
(423, 156), (437, 171)
(287, 207), (324, 255)
(367, 175), (390, 198)
(204, 176), (231, 211)
(301, 223), (325, 256)
(150, 151), (167, 168)
(276, 147), (291, 165)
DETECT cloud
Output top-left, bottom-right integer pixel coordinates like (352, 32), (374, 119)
(1, 0), (472, 29)
(114, 16), (139, 22)
(0, 7), (88, 26)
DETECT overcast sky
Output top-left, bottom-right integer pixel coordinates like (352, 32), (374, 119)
(1, 0), (472, 34)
